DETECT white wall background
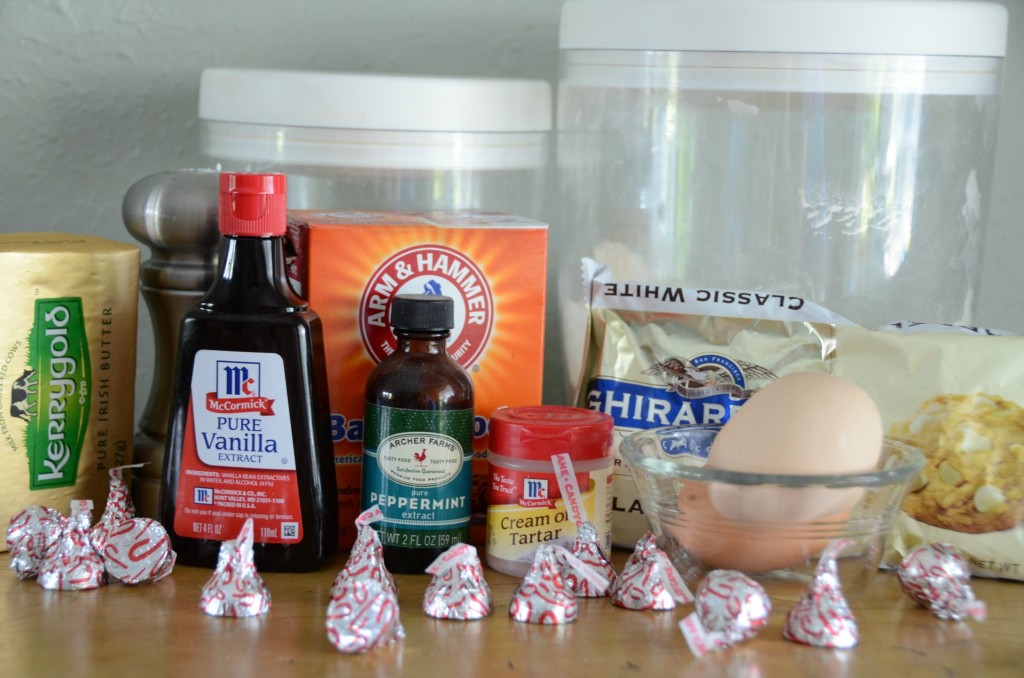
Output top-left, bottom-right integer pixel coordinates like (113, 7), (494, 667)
(1, 0), (1021, 420)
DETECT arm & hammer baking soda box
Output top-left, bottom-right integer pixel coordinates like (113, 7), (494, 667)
(0, 233), (139, 547)
(287, 211), (547, 549)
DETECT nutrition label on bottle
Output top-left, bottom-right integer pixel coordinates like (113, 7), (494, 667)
(173, 349), (303, 543)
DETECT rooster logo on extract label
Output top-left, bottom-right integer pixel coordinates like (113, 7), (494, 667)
(644, 354), (776, 400)
(359, 244), (494, 369)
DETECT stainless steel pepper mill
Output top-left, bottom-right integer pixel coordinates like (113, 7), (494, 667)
(123, 169), (221, 518)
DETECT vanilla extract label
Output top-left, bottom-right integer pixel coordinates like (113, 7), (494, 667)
(190, 349), (295, 471)
(175, 348), (304, 544)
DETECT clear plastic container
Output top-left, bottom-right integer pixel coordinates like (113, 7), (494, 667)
(200, 68), (558, 402)
(555, 0), (1007, 398)
(199, 68), (551, 217)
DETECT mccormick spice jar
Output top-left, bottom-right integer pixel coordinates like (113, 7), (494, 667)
(486, 406), (613, 577)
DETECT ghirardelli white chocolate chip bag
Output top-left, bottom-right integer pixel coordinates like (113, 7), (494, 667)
(574, 260), (845, 546)
(576, 261), (1024, 579)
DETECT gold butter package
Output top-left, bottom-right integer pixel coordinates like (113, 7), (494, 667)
(0, 233), (139, 547)
(577, 261), (1023, 579)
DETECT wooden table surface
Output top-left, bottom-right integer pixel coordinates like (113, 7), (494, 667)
(1, 549), (1021, 677)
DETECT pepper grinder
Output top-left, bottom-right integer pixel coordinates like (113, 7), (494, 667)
(123, 169), (221, 518)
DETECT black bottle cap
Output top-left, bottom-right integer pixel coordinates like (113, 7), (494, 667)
(389, 294), (454, 332)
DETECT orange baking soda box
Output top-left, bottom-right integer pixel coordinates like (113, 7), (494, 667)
(287, 211), (548, 549)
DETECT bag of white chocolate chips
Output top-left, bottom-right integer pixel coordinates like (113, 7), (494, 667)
(574, 260), (848, 548)
(575, 260), (1024, 580)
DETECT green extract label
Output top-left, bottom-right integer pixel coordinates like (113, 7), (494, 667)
(27, 298), (90, 489)
(361, 403), (473, 550)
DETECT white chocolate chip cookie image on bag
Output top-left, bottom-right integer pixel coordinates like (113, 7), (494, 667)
(834, 322), (1024, 581)
(888, 393), (1024, 535)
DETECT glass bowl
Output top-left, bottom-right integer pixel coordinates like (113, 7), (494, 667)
(619, 424), (925, 600)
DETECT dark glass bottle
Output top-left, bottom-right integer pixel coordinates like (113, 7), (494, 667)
(160, 172), (337, 572)
(361, 294), (474, 573)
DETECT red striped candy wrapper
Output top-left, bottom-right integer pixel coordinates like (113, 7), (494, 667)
(102, 517), (176, 585)
(897, 543), (986, 622)
(37, 500), (106, 591)
(89, 464), (144, 553)
(326, 577), (404, 653)
(331, 505), (396, 598)
(509, 544), (578, 624)
(423, 543), (493, 620)
(611, 531), (693, 610)
(565, 521), (617, 597)
(6, 505), (66, 580)
(783, 539), (858, 648)
(199, 518), (270, 617)
(680, 570), (771, 657)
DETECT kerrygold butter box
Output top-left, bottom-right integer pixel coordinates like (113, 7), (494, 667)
(287, 211), (548, 549)
(0, 233), (139, 546)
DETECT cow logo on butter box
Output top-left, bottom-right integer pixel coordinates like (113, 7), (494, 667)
(358, 244), (494, 368)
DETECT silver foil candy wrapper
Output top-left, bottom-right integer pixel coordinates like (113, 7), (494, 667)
(6, 505), (66, 580)
(680, 570), (771, 657)
(326, 577), (405, 653)
(423, 543), (493, 620)
(897, 543), (987, 622)
(509, 544), (578, 624)
(7, 476), (175, 588)
(89, 464), (143, 553)
(611, 531), (693, 610)
(331, 512), (397, 599)
(564, 521), (617, 597)
(37, 500), (107, 591)
(783, 539), (858, 648)
(200, 518), (271, 617)
(101, 517), (176, 585)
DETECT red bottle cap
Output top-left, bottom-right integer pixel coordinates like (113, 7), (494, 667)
(489, 406), (613, 463)
(218, 172), (287, 237)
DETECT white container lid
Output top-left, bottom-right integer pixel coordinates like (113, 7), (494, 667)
(559, 0), (1008, 58)
(199, 68), (552, 132)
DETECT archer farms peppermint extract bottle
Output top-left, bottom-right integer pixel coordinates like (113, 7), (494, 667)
(160, 172), (337, 572)
(362, 294), (474, 573)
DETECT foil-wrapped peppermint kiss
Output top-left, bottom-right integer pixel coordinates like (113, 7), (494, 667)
(897, 543), (986, 622)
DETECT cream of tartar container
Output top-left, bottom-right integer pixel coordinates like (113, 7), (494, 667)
(486, 406), (614, 577)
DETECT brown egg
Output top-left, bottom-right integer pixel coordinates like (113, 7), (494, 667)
(665, 479), (853, 573)
(706, 372), (881, 522)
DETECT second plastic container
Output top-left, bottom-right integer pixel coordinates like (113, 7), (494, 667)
(555, 0), (1008, 398)
(199, 68), (551, 217)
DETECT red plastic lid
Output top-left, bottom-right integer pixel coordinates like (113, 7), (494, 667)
(218, 172), (287, 236)
(489, 405), (613, 462)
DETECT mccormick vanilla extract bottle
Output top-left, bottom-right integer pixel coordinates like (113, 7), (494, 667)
(160, 172), (337, 571)
(361, 294), (474, 573)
